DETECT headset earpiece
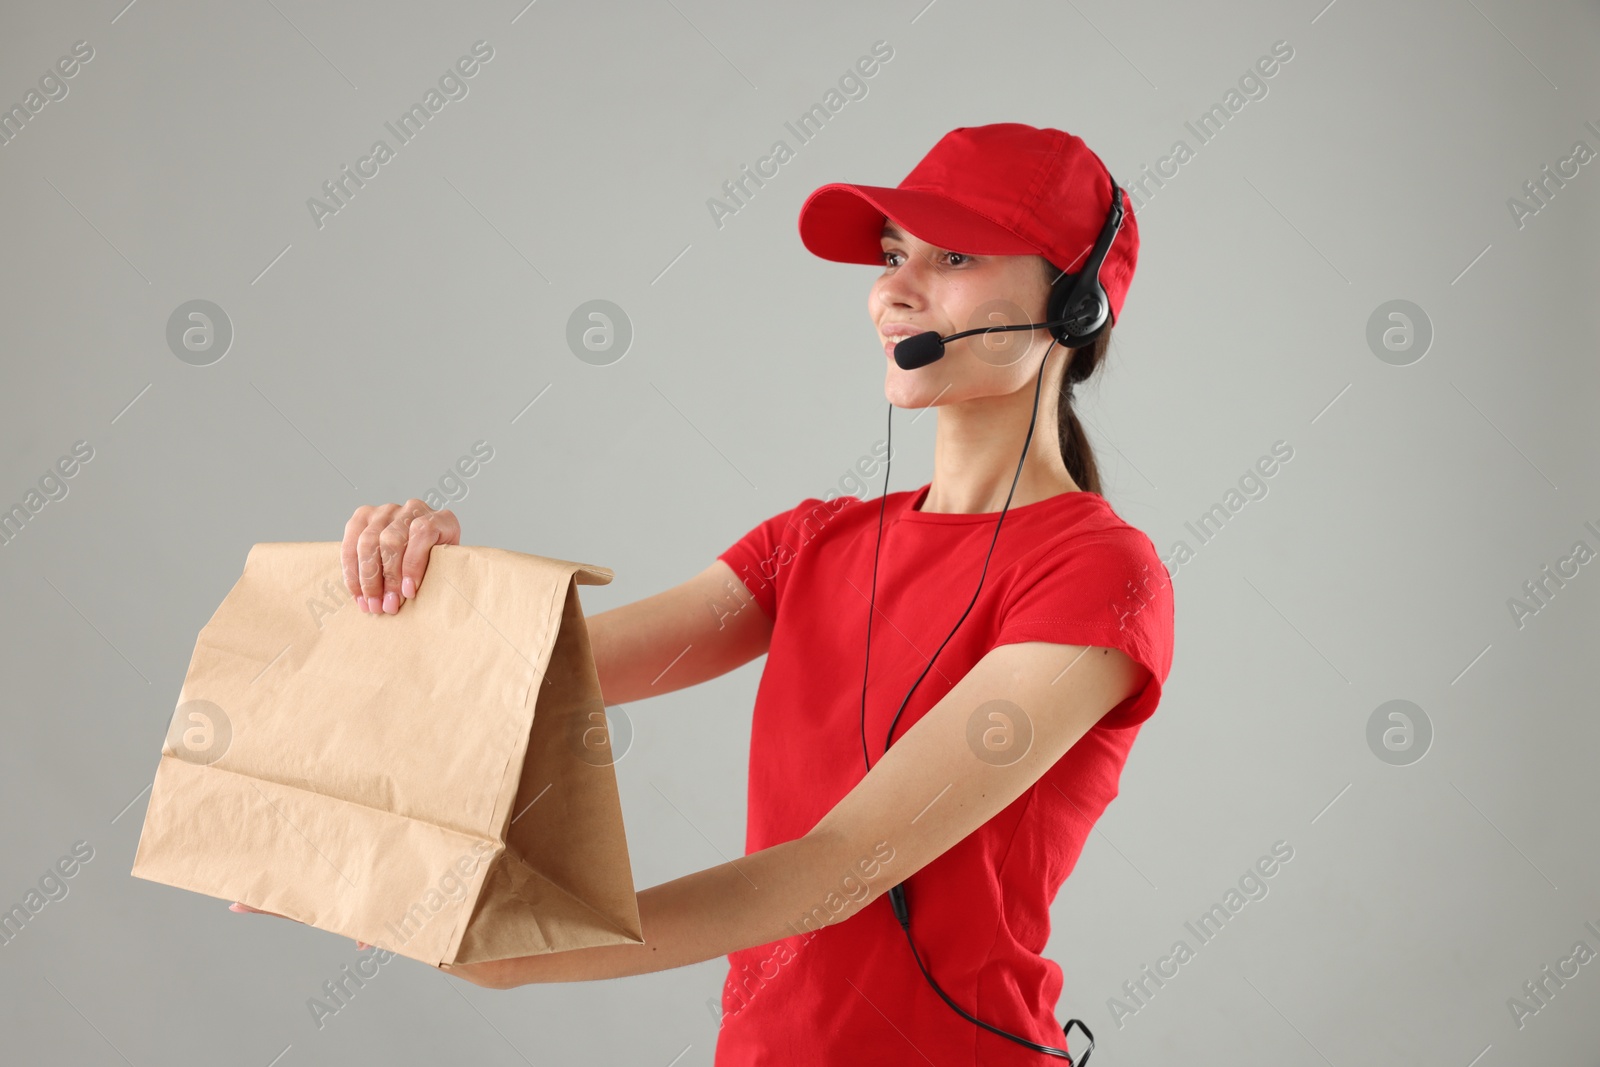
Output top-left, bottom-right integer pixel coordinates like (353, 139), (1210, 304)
(1044, 179), (1123, 348)
(1046, 275), (1109, 348)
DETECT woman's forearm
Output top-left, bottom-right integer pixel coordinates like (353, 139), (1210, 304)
(585, 562), (771, 706)
(483, 832), (878, 988)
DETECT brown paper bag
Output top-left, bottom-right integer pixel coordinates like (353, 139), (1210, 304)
(131, 542), (643, 966)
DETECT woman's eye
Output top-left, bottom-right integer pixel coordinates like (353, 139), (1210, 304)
(881, 250), (970, 268)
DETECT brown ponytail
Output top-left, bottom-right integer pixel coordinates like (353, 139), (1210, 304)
(1042, 256), (1109, 496)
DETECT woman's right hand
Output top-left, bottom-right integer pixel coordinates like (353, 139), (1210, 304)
(342, 500), (461, 615)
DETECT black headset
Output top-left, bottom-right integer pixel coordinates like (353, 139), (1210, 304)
(859, 177), (1125, 1064)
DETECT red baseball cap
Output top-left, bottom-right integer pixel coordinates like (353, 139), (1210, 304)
(797, 123), (1139, 324)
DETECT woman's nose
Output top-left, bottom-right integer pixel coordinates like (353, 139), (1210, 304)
(879, 259), (931, 308)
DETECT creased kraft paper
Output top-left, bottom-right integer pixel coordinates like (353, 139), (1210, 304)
(131, 542), (643, 966)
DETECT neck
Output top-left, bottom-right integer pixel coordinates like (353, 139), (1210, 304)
(919, 370), (1080, 514)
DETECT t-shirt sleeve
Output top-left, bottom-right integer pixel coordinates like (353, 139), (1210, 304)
(991, 528), (1176, 730)
(715, 496), (843, 621)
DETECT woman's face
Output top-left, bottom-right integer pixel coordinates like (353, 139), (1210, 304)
(870, 220), (1057, 410)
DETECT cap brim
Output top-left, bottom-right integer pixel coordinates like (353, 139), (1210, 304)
(797, 183), (1041, 265)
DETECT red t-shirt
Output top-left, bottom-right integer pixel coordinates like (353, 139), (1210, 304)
(710, 483), (1176, 1067)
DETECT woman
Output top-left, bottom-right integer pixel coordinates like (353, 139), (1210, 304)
(234, 123), (1174, 1066)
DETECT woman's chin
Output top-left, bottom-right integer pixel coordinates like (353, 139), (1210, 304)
(884, 382), (941, 410)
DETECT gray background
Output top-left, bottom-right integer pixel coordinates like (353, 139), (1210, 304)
(2, 0), (1597, 1064)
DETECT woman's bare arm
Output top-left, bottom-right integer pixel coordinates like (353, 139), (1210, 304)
(439, 639), (1146, 989)
(588, 559), (772, 705)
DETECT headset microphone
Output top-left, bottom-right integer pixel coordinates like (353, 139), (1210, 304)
(892, 314), (1082, 370)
